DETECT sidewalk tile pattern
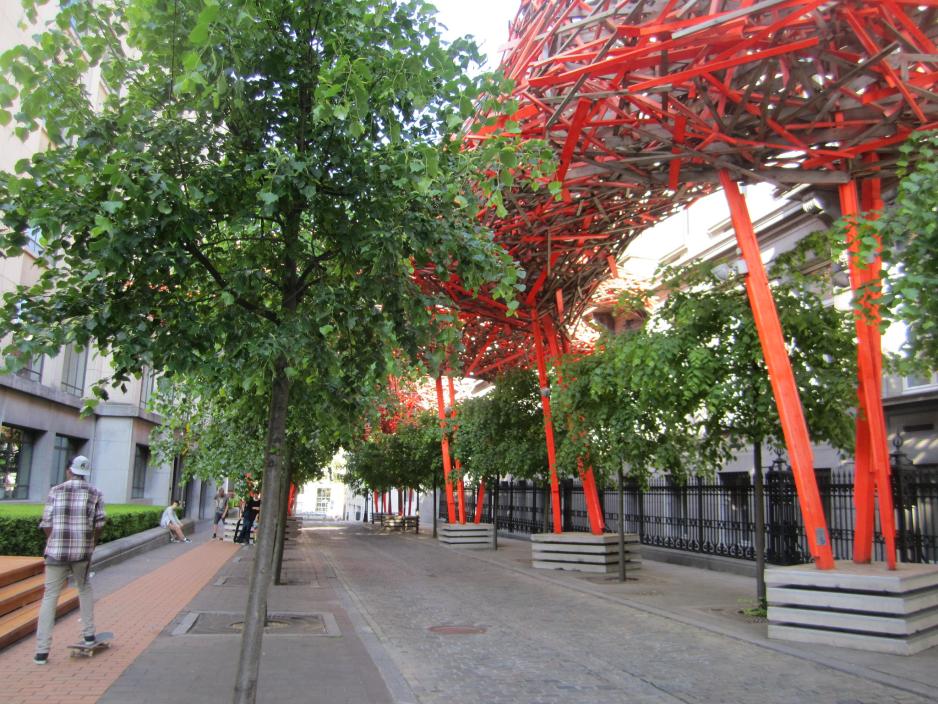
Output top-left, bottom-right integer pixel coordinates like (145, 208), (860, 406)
(0, 541), (238, 704)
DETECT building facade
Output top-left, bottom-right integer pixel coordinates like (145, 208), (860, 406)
(0, 1), (190, 510)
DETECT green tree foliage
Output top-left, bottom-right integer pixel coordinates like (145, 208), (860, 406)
(345, 408), (440, 494)
(554, 260), (857, 485)
(454, 368), (550, 483)
(834, 131), (938, 371)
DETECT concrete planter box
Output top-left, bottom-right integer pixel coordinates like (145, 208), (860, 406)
(767, 561), (938, 655)
(438, 522), (495, 549)
(531, 532), (641, 574)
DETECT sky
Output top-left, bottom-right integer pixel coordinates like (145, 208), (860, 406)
(431, 0), (521, 71)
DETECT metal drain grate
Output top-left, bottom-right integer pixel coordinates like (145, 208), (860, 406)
(174, 611), (340, 636)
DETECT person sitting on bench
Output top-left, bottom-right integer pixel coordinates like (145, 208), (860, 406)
(160, 501), (190, 543)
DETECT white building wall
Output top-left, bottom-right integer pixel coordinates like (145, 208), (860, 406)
(1, 1), (177, 506)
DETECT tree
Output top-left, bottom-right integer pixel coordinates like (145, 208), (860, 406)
(455, 368), (550, 484)
(837, 131), (938, 371)
(0, 2), (552, 701)
(555, 255), (857, 601)
(344, 408), (440, 502)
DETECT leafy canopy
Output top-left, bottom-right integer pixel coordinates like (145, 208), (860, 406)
(454, 368), (551, 483)
(554, 255), (857, 485)
(830, 131), (938, 372)
(0, 0), (553, 401)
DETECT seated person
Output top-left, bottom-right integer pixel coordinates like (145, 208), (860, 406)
(160, 501), (190, 543)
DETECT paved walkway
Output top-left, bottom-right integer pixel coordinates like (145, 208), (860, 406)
(1, 521), (936, 703)
(0, 538), (237, 704)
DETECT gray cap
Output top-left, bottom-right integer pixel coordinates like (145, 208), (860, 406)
(69, 455), (91, 476)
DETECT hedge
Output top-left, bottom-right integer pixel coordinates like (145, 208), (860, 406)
(0, 503), (165, 557)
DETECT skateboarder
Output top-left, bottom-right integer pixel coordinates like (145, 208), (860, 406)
(34, 455), (106, 665)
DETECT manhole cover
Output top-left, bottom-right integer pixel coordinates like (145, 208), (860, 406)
(178, 611), (339, 636)
(428, 625), (487, 635)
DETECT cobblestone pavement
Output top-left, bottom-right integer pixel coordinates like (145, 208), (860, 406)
(318, 523), (934, 704)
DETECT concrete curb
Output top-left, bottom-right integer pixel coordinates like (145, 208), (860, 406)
(92, 518), (196, 571)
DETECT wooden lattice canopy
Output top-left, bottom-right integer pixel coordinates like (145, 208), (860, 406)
(416, 0), (938, 379)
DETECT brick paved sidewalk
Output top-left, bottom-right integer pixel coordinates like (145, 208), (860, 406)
(0, 540), (238, 704)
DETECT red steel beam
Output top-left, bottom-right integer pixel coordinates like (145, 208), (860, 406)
(720, 170), (834, 569)
(532, 315), (563, 533)
(435, 376), (457, 524)
(447, 376), (468, 525)
(840, 178), (896, 568)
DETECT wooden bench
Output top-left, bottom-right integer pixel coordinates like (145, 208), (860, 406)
(375, 514), (419, 533)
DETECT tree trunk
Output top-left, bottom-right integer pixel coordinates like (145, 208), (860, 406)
(432, 475), (438, 539)
(618, 465), (626, 583)
(753, 442), (766, 605)
(491, 474), (498, 550)
(273, 459), (293, 586)
(233, 359), (291, 704)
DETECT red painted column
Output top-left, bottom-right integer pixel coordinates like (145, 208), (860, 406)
(373, 490), (378, 515)
(720, 171), (834, 569)
(447, 377), (467, 524)
(435, 376), (457, 523)
(532, 316), (563, 533)
(474, 482), (486, 523)
(840, 178), (896, 568)
(541, 316), (605, 535)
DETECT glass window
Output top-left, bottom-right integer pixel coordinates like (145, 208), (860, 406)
(14, 353), (44, 383)
(1, 426), (36, 500)
(316, 487), (332, 514)
(24, 225), (44, 257)
(51, 435), (83, 486)
(139, 367), (157, 408)
(61, 344), (88, 396)
(903, 373), (938, 392)
(132, 445), (149, 499)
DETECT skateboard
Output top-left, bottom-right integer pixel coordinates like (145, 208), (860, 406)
(67, 632), (113, 658)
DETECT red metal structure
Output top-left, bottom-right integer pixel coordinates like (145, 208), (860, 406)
(415, 0), (938, 567)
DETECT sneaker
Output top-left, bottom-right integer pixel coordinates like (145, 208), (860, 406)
(169, 538), (177, 543)
(83, 635), (96, 645)
(33, 653), (48, 665)
(184, 538), (191, 543)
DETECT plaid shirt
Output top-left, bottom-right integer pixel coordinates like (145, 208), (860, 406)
(39, 479), (106, 563)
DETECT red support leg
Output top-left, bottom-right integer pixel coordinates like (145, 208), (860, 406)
(532, 316), (563, 533)
(542, 316), (605, 535)
(447, 377), (467, 524)
(840, 178), (896, 568)
(435, 376), (457, 523)
(720, 171), (834, 569)
(474, 482), (486, 523)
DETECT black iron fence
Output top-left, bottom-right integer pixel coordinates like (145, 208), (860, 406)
(442, 465), (938, 565)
